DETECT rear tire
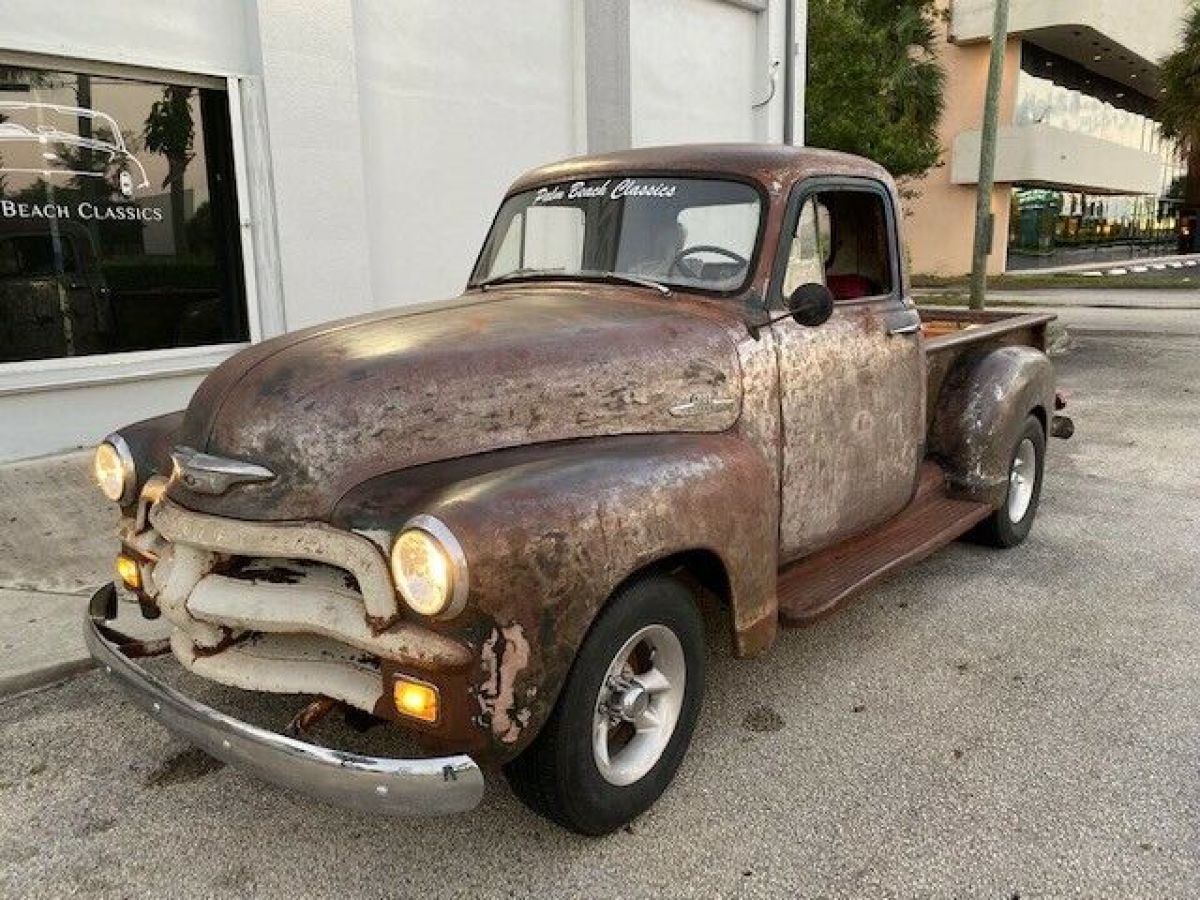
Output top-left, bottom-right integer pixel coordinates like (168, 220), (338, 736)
(971, 414), (1046, 548)
(503, 574), (705, 835)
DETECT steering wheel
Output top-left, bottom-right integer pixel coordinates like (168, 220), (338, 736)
(669, 245), (749, 277)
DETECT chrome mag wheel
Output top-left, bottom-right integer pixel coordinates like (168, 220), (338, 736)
(592, 624), (686, 787)
(1007, 436), (1037, 522)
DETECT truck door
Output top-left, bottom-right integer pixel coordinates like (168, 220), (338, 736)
(771, 180), (925, 561)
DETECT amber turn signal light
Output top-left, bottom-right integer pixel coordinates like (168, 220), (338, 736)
(115, 554), (141, 591)
(393, 676), (439, 723)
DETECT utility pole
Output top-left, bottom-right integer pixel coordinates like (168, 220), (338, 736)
(969, 0), (1011, 310)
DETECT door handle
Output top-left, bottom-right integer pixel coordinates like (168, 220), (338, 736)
(885, 306), (922, 337)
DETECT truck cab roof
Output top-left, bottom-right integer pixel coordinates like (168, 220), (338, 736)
(509, 143), (896, 196)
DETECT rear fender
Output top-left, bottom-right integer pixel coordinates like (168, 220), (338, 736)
(928, 346), (1054, 507)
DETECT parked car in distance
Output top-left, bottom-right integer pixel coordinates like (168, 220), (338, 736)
(86, 144), (1073, 835)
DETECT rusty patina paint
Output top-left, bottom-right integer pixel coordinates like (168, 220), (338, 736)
(171, 288), (744, 522)
(928, 344), (1056, 507)
(101, 145), (1062, 766)
(112, 410), (184, 513)
(332, 430), (775, 759)
(775, 301), (926, 560)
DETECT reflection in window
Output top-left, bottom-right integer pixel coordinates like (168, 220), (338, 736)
(1008, 45), (1187, 270)
(1008, 187), (1184, 270)
(0, 65), (246, 363)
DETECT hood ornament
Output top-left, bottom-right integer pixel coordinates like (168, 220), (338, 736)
(170, 445), (275, 496)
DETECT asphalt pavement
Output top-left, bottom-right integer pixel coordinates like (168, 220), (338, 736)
(2, 325), (1199, 898)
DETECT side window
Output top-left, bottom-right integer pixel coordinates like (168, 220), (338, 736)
(815, 190), (894, 301)
(783, 198), (827, 295)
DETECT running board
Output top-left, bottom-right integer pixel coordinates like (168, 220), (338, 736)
(777, 463), (993, 625)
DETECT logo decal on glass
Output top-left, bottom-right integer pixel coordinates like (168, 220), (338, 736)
(0, 101), (150, 197)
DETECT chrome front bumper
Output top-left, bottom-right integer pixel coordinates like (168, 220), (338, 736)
(85, 584), (485, 816)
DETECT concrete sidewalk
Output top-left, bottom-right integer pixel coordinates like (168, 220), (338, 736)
(0, 588), (93, 696)
(985, 289), (1200, 311)
(0, 449), (118, 594)
(0, 450), (118, 697)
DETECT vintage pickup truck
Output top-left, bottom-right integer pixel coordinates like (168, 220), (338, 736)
(87, 144), (1072, 835)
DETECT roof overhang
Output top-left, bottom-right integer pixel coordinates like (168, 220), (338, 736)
(952, 124), (1166, 196)
(950, 0), (1188, 96)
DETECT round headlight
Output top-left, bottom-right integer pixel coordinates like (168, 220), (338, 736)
(390, 516), (468, 619)
(94, 437), (135, 504)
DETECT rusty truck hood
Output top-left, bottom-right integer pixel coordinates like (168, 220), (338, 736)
(170, 286), (743, 521)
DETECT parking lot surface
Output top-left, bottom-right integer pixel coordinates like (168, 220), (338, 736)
(2, 330), (1198, 898)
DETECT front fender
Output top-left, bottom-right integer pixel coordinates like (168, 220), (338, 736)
(332, 432), (776, 760)
(929, 346), (1055, 507)
(109, 410), (184, 511)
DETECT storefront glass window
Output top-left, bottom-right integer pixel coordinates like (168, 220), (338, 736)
(1008, 45), (1187, 270)
(0, 64), (246, 363)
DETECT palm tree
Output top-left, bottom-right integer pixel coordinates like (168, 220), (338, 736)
(143, 86), (195, 256)
(1158, 3), (1200, 210)
(806, 0), (946, 193)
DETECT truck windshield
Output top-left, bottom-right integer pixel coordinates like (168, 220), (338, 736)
(471, 177), (762, 294)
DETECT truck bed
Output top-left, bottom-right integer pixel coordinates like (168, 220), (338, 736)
(921, 307), (1056, 433)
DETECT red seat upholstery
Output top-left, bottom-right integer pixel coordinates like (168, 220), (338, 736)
(826, 273), (875, 301)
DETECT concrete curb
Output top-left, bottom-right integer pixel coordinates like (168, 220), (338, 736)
(0, 655), (95, 699)
(0, 583), (175, 699)
(0, 586), (95, 700)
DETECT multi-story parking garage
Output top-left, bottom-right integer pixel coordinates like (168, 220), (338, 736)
(907, 0), (1191, 276)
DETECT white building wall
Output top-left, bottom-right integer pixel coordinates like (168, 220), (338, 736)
(251, 0), (374, 330)
(952, 0), (1190, 70)
(0, 0), (807, 461)
(952, 124), (1166, 196)
(630, 0), (761, 146)
(0, 0), (254, 76)
(353, 0), (583, 307)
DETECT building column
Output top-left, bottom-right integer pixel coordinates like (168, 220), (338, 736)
(249, 0), (375, 329)
(583, 0), (632, 153)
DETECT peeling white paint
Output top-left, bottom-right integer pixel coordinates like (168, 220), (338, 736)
(475, 623), (532, 743)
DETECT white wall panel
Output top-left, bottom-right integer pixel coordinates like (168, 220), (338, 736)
(252, 0), (375, 329)
(0, 373), (205, 460)
(0, 0), (254, 76)
(629, 0), (759, 147)
(352, 0), (581, 307)
(952, 124), (1165, 196)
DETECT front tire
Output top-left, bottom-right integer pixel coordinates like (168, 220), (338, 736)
(971, 414), (1046, 548)
(503, 574), (705, 835)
